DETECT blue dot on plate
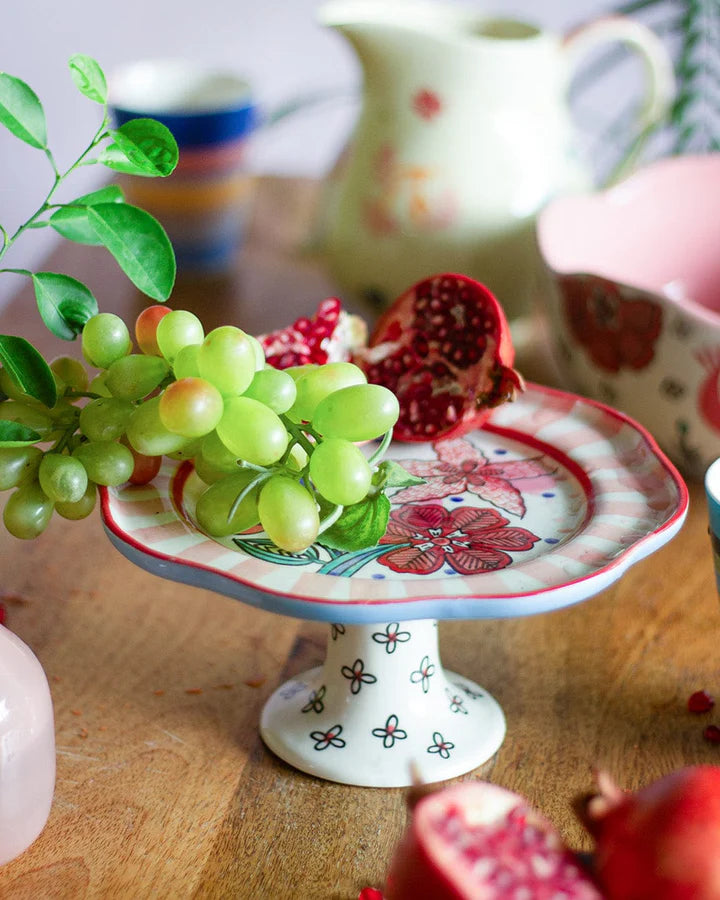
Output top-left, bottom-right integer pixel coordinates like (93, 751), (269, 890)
(450, 496), (464, 503)
(371, 573), (386, 580)
(544, 538), (560, 544)
(443, 568), (456, 576)
(542, 492), (555, 498)
(494, 448), (508, 455)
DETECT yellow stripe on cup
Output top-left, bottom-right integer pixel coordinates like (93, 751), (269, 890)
(122, 173), (254, 214)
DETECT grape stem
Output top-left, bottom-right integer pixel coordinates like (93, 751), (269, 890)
(367, 429), (393, 467)
(227, 469), (272, 523)
(318, 503), (344, 535)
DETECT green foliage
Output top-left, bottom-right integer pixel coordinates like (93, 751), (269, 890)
(0, 55), (178, 385)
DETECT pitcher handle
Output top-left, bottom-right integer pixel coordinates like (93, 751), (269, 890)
(562, 16), (675, 185)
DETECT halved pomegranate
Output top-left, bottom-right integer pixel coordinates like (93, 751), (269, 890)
(355, 273), (523, 442)
(258, 297), (367, 369)
(386, 781), (602, 899)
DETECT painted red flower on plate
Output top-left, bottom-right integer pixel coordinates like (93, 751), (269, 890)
(377, 504), (540, 576)
(561, 274), (662, 373)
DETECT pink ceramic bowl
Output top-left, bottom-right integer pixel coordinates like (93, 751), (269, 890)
(537, 154), (720, 479)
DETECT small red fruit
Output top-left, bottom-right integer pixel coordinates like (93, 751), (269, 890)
(385, 781), (601, 899)
(355, 273), (523, 441)
(688, 689), (715, 713)
(135, 305), (171, 356)
(704, 725), (720, 744)
(258, 297), (367, 369)
(580, 766), (720, 899)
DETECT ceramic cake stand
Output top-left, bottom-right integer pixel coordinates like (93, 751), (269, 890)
(101, 384), (688, 787)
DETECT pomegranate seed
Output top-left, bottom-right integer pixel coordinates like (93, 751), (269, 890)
(703, 724), (720, 744)
(0, 602), (5, 626)
(688, 690), (715, 713)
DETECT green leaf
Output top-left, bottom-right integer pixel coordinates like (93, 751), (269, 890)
(0, 419), (42, 447)
(31, 272), (99, 340)
(86, 202), (176, 300)
(0, 335), (57, 407)
(320, 493), (391, 551)
(0, 72), (47, 149)
(49, 184), (124, 245)
(375, 459), (425, 490)
(99, 119), (179, 177)
(68, 54), (107, 104)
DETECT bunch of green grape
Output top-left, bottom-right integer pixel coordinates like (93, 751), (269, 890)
(0, 305), (400, 551)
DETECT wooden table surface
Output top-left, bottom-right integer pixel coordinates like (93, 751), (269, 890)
(0, 177), (717, 900)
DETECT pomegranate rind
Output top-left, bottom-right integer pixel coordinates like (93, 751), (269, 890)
(355, 273), (523, 442)
(258, 297), (368, 369)
(386, 782), (602, 900)
(586, 766), (720, 900)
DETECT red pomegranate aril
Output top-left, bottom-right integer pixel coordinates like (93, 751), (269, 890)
(688, 690), (715, 713)
(703, 724), (720, 744)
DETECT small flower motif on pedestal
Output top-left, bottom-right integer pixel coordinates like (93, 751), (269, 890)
(372, 714), (408, 749)
(410, 655), (436, 693)
(428, 731), (455, 759)
(310, 724), (346, 751)
(341, 658), (378, 695)
(331, 624), (346, 641)
(445, 688), (468, 714)
(372, 622), (411, 654)
(454, 681), (484, 700)
(302, 685), (326, 714)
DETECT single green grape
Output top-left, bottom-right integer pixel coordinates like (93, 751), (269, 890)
(165, 437), (204, 461)
(79, 397), (135, 442)
(3, 482), (54, 539)
(105, 354), (169, 401)
(312, 383), (399, 441)
(197, 326), (256, 396)
(72, 441), (134, 487)
(195, 470), (261, 537)
(50, 356), (89, 393)
(257, 475), (319, 552)
(158, 377), (224, 438)
(82, 313), (132, 369)
(288, 362), (366, 423)
(1, 399), (55, 434)
(242, 368), (297, 414)
(54, 481), (97, 521)
(125, 396), (193, 456)
(245, 334), (267, 370)
(39, 453), (88, 503)
(155, 309), (204, 363)
(309, 438), (372, 506)
(88, 371), (113, 398)
(0, 446), (43, 490)
(195, 431), (240, 484)
(217, 396), (288, 466)
(172, 344), (201, 380)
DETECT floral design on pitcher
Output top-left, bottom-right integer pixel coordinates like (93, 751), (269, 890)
(695, 346), (720, 434)
(341, 658), (378, 694)
(412, 88), (442, 120)
(446, 688), (468, 715)
(377, 504), (540, 576)
(363, 144), (457, 235)
(392, 437), (556, 517)
(302, 685), (327, 714)
(561, 274), (662, 372)
(372, 714), (408, 748)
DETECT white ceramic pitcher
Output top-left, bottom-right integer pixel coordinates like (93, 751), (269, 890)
(317, 1), (675, 319)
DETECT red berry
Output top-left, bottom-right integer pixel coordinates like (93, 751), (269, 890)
(704, 725), (720, 744)
(688, 690), (716, 713)
(0, 602), (6, 626)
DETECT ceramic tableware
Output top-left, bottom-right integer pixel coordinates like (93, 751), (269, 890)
(537, 153), (720, 480)
(102, 384), (687, 787)
(316, 1), (674, 318)
(109, 59), (259, 275)
(0, 625), (56, 865)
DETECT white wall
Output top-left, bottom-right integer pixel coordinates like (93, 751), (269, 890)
(0, 0), (624, 309)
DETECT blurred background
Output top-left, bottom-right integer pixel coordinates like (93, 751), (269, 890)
(1, 0), (682, 310)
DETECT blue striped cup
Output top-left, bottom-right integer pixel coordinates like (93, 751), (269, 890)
(109, 59), (259, 274)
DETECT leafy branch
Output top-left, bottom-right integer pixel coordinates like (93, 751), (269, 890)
(0, 54), (178, 407)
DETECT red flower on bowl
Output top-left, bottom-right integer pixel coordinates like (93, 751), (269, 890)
(377, 504), (540, 576)
(561, 274), (663, 373)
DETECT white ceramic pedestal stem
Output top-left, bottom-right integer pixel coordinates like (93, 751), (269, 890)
(260, 619), (506, 787)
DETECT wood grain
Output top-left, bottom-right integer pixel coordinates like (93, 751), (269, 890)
(0, 177), (716, 899)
